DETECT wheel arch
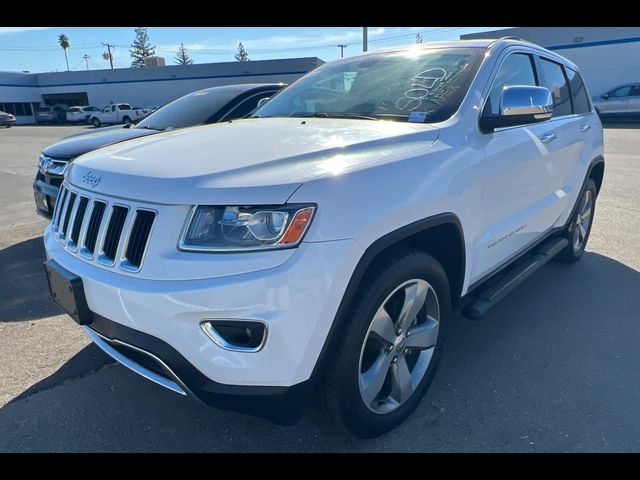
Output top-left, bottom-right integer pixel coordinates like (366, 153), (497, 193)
(308, 213), (466, 384)
(588, 156), (605, 195)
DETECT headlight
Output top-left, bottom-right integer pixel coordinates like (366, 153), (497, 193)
(179, 204), (316, 252)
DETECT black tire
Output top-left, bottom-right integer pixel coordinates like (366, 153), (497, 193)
(317, 246), (451, 438)
(557, 178), (597, 262)
(91, 117), (101, 128)
(122, 116), (132, 125)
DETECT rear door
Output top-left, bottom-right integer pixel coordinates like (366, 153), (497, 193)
(531, 56), (587, 222)
(627, 84), (640, 114)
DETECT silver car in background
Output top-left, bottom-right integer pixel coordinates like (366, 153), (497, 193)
(593, 83), (640, 119)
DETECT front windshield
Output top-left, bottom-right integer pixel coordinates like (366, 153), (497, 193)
(136, 88), (238, 130)
(254, 47), (484, 123)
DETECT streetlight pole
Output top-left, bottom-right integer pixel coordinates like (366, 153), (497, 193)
(363, 27), (368, 52)
(337, 44), (347, 58)
(83, 54), (90, 70)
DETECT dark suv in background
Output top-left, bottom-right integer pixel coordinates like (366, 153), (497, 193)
(33, 83), (284, 218)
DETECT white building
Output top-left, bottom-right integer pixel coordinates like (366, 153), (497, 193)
(461, 27), (640, 97)
(0, 57), (323, 124)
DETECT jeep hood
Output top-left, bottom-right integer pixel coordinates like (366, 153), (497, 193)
(43, 126), (157, 159)
(67, 117), (439, 205)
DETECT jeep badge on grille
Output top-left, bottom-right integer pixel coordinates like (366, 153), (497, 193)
(81, 171), (101, 188)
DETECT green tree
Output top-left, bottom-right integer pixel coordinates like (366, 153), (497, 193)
(58, 34), (70, 71)
(234, 42), (249, 62)
(174, 43), (193, 65)
(130, 27), (156, 68)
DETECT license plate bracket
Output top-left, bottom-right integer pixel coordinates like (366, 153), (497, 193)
(44, 259), (92, 325)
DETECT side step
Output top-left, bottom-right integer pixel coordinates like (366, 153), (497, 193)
(462, 237), (568, 319)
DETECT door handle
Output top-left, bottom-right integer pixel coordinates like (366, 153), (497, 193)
(540, 132), (557, 143)
(579, 124), (591, 132)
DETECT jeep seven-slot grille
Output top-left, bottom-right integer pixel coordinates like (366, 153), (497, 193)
(70, 196), (89, 246)
(60, 192), (76, 238)
(84, 201), (106, 254)
(125, 210), (155, 268)
(51, 185), (156, 272)
(102, 206), (128, 262)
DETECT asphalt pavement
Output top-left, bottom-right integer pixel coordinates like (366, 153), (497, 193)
(0, 123), (639, 452)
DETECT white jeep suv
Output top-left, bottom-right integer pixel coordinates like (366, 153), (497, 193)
(44, 39), (604, 437)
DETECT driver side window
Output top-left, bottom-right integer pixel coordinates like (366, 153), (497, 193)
(486, 53), (537, 116)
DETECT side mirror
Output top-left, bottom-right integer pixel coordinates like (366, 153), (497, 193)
(257, 97), (271, 108)
(480, 85), (553, 132)
(602, 93), (610, 100)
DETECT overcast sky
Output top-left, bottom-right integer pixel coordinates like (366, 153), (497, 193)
(0, 27), (503, 73)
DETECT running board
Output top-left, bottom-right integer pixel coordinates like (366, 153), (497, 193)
(462, 237), (569, 319)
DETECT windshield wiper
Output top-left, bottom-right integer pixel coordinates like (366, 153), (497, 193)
(296, 112), (380, 121)
(136, 125), (166, 131)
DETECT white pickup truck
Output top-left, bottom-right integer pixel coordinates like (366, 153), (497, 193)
(44, 39), (604, 437)
(89, 103), (150, 127)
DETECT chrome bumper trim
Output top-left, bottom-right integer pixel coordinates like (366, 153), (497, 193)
(83, 325), (188, 396)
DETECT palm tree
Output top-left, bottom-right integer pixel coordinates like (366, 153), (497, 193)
(58, 34), (70, 71)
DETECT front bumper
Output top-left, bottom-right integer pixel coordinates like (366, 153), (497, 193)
(44, 225), (363, 414)
(82, 315), (317, 424)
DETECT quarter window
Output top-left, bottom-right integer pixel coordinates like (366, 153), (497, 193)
(486, 53), (537, 116)
(538, 58), (572, 117)
(566, 67), (591, 114)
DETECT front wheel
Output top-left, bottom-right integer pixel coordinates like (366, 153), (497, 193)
(317, 247), (450, 437)
(557, 178), (597, 262)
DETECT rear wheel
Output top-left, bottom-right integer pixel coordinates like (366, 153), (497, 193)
(557, 178), (597, 262)
(122, 116), (132, 125)
(91, 117), (101, 128)
(318, 247), (450, 437)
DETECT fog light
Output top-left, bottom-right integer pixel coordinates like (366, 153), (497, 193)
(200, 320), (267, 352)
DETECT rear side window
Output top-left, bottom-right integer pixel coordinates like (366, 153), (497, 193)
(223, 91), (278, 120)
(566, 67), (591, 114)
(538, 58), (572, 117)
(486, 53), (537, 116)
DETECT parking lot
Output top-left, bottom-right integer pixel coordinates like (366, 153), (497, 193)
(0, 123), (639, 452)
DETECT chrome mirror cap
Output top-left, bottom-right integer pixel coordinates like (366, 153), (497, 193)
(500, 85), (553, 120)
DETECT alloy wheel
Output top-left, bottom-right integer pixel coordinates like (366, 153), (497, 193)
(573, 189), (593, 252)
(358, 278), (440, 414)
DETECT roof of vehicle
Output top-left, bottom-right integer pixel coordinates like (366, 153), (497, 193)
(606, 83), (640, 90)
(340, 39), (580, 71)
(189, 83), (286, 96)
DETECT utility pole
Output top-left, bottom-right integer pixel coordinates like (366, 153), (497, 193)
(83, 54), (90, 70)
(363, 27), (368, 52)
(101, 42), (115, 69)
(337, 44), (347, 58)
